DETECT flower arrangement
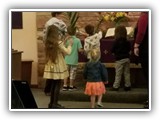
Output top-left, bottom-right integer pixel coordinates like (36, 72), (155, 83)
(103, 12), (128, 26)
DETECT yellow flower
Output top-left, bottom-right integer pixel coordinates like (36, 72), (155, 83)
(110, 16), (115, 21)
(116, 12), (123, 17)
(104, 15), (110, 21)
(103, 12), (128, 24)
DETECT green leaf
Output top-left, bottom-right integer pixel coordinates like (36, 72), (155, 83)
(67, 12), (79, 31)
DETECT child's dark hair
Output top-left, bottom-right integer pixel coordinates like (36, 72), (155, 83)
(51, 12), (63, 17)
(85, 24), (94, 35)
(114, 25), (127, 39)
(67, 26), (76, 35)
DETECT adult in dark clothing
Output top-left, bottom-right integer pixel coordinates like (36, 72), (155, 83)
(111, 25), (131, 91)
(133, 12), (149, 108)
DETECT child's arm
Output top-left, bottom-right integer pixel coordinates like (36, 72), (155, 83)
(97, 31), (103, 40)
(103, 81), (108, 85)
(78, 48), (84, 53)
(64, 35), (72, 45)
(100, 63), (108, 83)
(83, 64), (88, 80)
(78, 39), (83, 53)
(59, 40), (72, 55)
(84, 38), (90, 53)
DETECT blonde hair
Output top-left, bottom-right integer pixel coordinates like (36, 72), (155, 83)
(90, 48), (100, 62)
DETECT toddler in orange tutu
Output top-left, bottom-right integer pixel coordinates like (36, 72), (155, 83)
(83, 48), (108, 108)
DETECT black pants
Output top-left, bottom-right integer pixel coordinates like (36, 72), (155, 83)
(44, 79), (52, 93)
(140, 57), (149, 85)
(49, 80), (62, 106)
(140, 56), (149, 104)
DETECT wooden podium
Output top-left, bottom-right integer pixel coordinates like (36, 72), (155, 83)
(21, 60), (33, 86)
(12, 49), (23, 80)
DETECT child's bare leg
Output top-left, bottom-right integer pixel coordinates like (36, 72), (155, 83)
(69, 66), (77, 88)
(90, 95), (96, 108)
(97, 94), (102, 104)
(97, 94), (103, 107)
(69, 79), (74, 87)
(62, 78), (68, 91)
(63, 78), (68, 87)
(63, 65), (69, 87)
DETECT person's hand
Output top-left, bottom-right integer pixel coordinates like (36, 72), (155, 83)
(65, 35), (71, 40)
(134, 43), (140, 56)
(103, 81), (108, 85)
(68, 37), (73, 46)
(64, 35), (70, 43)
(134, 47), (139, 56)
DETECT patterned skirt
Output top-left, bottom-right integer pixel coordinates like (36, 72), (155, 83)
(84, 81), (106, 96)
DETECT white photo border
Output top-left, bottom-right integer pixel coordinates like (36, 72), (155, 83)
(9, 9), (151, 112)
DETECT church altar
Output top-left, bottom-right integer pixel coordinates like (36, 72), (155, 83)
(77, 36), (146, 88)
(78, 36), (141, 68)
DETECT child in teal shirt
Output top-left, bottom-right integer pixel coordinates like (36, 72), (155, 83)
(63, 26), (83, 91)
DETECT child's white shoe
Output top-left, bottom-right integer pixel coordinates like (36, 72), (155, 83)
(97, 102), (103, 107)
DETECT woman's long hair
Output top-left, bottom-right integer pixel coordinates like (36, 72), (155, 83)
(45, 25), (60, 63)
